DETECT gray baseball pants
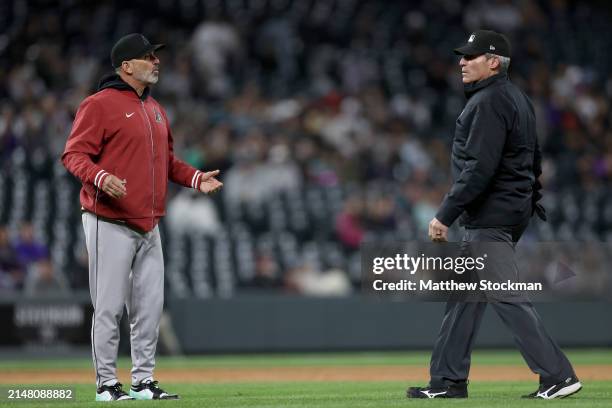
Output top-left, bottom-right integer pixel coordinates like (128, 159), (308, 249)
(82, 212), (164, 387)
(429, 223), (576, 387)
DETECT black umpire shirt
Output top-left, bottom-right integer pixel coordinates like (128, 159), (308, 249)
(436, 73), (543, 228)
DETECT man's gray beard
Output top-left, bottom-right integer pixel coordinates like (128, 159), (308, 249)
(134, 71), (159, 85)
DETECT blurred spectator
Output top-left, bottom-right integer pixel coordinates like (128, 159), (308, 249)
(224, 128), (301, 205)
(23, 258), (70, 295)
(464, 0), (523, 32)
(365, 194), (396, 231)
(285, 263), (352, 296)
(166, 190), (222, 236)
(319, 97), (372, 158)
(13, 223), (49, 270)
(402, 181), (443, 234)
(198, 122), (233, 174)
(251, 251), (281, 288)
(0, 226), (24, 290)
(335, 195), (365, 249)
(256, 16), (300, 94)
(69, 242), (90, 290)
(191, 18), (242, 98)
(0, 105), (19, 165)
(158, 53), (195, 100)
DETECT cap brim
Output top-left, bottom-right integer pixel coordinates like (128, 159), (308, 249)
(148, 43), (165, 53)
(139, 43), (165, 57)
(453, 45), (483, 56)
(113, 44), (166, 67)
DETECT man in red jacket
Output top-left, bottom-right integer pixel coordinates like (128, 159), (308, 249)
(62, 33), (222, 401)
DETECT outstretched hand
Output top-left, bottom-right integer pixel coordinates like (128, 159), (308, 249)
(199, 170), (223, 194)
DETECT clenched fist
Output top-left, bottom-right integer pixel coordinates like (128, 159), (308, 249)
(428, 217), (448, 242)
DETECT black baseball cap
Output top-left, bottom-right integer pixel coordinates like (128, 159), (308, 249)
(111, 33), (165, 68)
(454, 30), (511, 58)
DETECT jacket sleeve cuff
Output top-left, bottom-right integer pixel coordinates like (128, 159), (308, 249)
(190, 170), (203, 190)
(435, 199), (463, 227)
(92, 169), (110, 189)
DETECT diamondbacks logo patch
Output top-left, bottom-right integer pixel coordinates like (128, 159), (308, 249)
(154, 108), (163, 123)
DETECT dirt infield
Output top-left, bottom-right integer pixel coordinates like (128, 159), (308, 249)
(1, 365), (610, 384)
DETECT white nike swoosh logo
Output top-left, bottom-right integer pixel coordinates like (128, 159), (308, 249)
(126, 112), (135, 118)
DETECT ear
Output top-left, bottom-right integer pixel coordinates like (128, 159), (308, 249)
(121, 61), (133, 75)
(489, 56), (500, 71)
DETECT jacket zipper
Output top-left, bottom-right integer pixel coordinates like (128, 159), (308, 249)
(141, 100), (155, 228)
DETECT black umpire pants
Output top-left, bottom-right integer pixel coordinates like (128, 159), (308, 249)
(429, 222), (576, 387)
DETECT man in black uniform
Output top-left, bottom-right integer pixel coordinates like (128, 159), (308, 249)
(407, 30), (582, 400)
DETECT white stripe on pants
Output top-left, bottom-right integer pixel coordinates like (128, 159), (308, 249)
(82, 212), (164, 386)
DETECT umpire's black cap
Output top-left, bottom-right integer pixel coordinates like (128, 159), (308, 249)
(454, 30), (511, 58)
(111, 33), (165, 68)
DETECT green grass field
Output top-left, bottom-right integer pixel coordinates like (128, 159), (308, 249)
(0, 349), (610, 407)
(1, 382), (610, 408)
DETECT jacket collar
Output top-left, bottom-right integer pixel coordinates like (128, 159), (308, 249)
(96, 72), (150, 100)
(463, 73), (507, 99)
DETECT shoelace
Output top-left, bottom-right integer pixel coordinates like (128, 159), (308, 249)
(144, 380), (166, 393)
(109, 383), (126, 393)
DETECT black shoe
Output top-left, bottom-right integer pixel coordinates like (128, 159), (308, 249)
(522, 376), (582, 399)
(130, 380), (179, 400)
(96, 382), (134, 401)
(407, 383), (468, 399)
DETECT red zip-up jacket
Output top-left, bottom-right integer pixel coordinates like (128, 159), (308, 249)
(62, 73), (205, 233)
